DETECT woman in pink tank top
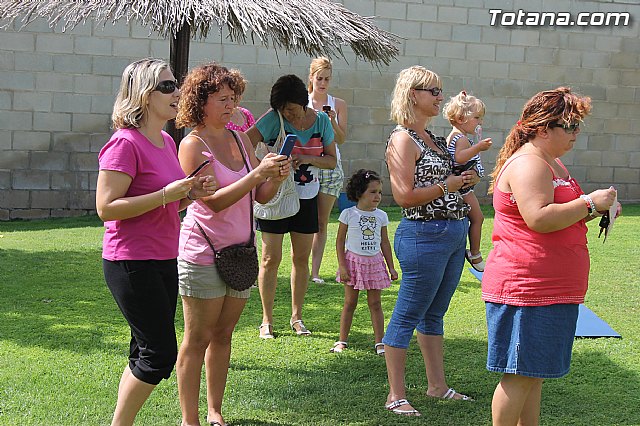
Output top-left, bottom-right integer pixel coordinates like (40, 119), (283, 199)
(174, 62), (291, 426)
(483, 87), (620, 426)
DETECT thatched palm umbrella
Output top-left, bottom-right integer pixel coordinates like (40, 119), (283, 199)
(0, 0), (400, 141)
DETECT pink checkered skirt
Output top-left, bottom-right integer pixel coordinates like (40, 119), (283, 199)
(336, 250), (391, 291)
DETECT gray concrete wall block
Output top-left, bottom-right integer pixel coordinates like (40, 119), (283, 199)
(93, 56), (133, 77)
(481, 27), (511, 45)
(581, 51), (611, 68)
(31, 190), (69, 209)
(12, 131), (50, 151)
(437, 6), (468, 24)
(51, 208), (93, 218)
(71, 113), (110, 133)
(343, 0), (376, 16)
(69, 190), (96, 210)
(479, 62), (509, 79)
(452, 25), (481, 43)
(70, 152), (99, 171)
(0, 170), (10, 189)
(376, 1), (408, 19)
(404, 39), (437, 58)
(74, 75), (114, 95)
(511, 30), (540, 47)
(35, 34), (74, 54)
(15, 52), (53, 71)
(574, 150), (602, 167)
(36, 73), (73, 92)
(74, 36), (113, 56)
(112, 38), (151, 58)
(10, 209), (51, 220)
(436, 41), (466, 59)
(420, 22), (453, 41)
(53, 54), (93, 74)
(2, 33), (35, 52)
(33, 112), (71, 132)
(0, 51), (15, 70)
(31, 151), (69, 171)
(14, 92), (52, 112)
(0, 71), (36, 91)
(51, 171), (91, 190)
(448, 59), (479, 77)
(587, 166), (614, 182)
(0, 111), (33, 131)
(91, 95), (116, 114)
(53, 132), (92, 152)
(466, 44), (496, 61)
(0, 189), (29, 208)
(495, 45), (524, 63)
(407, 4), (438, 21)
(53, 93), (93, 113)
(0, 150), (28, 169)
(12, 170), (50, 189)
(221, 45), (258, 64)
(390, 20), (421, 39)
(614, 168), (639, 184)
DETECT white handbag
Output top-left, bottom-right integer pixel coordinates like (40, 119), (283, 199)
(253, 111), (300, 220)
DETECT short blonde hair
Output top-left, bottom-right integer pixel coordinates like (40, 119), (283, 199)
(112, 58), (169, 129)
(308, 56), (332, 93)
(390, 66), (442, 125)
(442, 91), (486, 124)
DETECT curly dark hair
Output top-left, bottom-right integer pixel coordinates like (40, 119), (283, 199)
(270, 74), (308, 112)
(176, 62), (245, 128)
(346, 169), (382, 202)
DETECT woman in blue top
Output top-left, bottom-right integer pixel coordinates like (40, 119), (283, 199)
(247, 74), (336, 338)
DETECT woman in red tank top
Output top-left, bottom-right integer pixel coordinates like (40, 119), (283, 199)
(483, 87), (620, 426)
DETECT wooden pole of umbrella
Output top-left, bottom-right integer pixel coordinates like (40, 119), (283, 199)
(167, 24), (190, 145)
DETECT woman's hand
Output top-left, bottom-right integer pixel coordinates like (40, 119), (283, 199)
(189, 175), (217, 200)
(589, 186), (617, 214)
(164, 176), (197, 203)
(257, 153), (291, 180)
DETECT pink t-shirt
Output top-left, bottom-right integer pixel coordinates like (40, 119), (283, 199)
(98, 128), (185, 261)
(179, 133), (254, 265)
(482, 156), (589, 306)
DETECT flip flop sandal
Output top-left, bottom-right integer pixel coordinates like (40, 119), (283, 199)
(311, 277), (326, 284)
(375, 343), (385, 356)
(435, 388), (474, 401)
(290, 319), (312, 336)
(330, 341), (348, 353)
(465, 249), (486, 272)
(385, 399), (421, 416)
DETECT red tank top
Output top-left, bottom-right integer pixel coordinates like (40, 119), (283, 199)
(482, 155), (589, 306)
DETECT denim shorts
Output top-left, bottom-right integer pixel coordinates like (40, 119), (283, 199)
(486, 302), (579, 379)
(383, 218), (468, 349)
(178, 259), (251, 299)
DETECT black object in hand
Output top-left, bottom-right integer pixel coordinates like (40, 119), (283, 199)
(598, 211), (610, 241)
(453, 159), (478, 176)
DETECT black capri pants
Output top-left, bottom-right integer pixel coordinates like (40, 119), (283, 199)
(103, 259), (179, 385)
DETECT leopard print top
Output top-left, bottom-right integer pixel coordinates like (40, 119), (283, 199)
(387, 125), (470, 221)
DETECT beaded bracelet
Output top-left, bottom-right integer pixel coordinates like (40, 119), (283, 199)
(439, 180), (449, 196)
(187, 190), (195, 201)
(162, 186), (166, 208)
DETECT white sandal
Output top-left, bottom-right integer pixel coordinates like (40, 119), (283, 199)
(330, 341), (348, 353)
(465, 249), (485, 272)
(258, 323), (274, 339)
(375, 343), (385, 356)
(290, 319), (311, 336)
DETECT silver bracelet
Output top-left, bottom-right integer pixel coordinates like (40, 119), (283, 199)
(440, 180), (449, 196)
(162, 186), (166, 208)
(579, 194), (598, 218)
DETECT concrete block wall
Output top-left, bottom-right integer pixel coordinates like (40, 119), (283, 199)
(0, 0), (638, 219)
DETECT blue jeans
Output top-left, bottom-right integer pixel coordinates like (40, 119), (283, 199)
(383, 218), (468, 349)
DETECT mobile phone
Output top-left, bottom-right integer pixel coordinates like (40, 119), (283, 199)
(322, 105), (332, 113)
(453, 159), (478, 176)
(278, 134), (297, 157)
(187, 160), (210, 178)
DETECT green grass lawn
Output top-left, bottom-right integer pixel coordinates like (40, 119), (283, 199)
(0, 206), (638, 426)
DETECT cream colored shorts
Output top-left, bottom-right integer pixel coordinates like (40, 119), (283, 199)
(178, 259), (251, 299)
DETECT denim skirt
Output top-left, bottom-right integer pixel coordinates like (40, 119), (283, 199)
(486, 302), (579, 379)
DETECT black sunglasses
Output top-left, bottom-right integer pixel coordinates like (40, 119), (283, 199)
(155, 80), (178, 94)
(414, 87), (443, 96)
(548, 122), (580, 134)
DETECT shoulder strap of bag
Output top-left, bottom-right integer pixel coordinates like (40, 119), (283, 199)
(229, 130), (255, 244)
(275, 110), (286, 150)
(194, 220), (218, 255)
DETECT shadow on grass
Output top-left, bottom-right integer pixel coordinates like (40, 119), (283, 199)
(230, 277), (639, 426)
(0, 215), (103, 232)
(0, 248), (124, 355)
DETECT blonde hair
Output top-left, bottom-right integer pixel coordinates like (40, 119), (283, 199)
(308, 56), (332, 93)
(112, 58), (169, 129)
(488, 87), (592, 193)
(390, 66), (442, 125)
(442, 91), (485, 124)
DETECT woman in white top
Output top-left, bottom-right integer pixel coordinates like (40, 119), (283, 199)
(307, 56), (349, 284)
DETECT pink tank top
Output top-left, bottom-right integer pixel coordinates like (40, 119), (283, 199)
(482, 155), (589, 306)
(179, 132), (254, 265)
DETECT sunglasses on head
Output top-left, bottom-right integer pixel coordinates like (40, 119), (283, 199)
(154, 80), (178, 94)
(548, 122), (580, 134)
(414, 87), (442, 96)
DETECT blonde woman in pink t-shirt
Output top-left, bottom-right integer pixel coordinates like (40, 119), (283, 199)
(175, 63), (290, 426)
(96, 58), (216, 426)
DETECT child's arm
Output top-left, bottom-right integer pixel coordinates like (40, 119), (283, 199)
(380, 226), (398, 281)
(336, 222), (350, 283)
(454, 134), (492, 165)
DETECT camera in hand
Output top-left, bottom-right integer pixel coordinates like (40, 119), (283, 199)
(322, 105), (331, 113)
(452, 159), (478, 176)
